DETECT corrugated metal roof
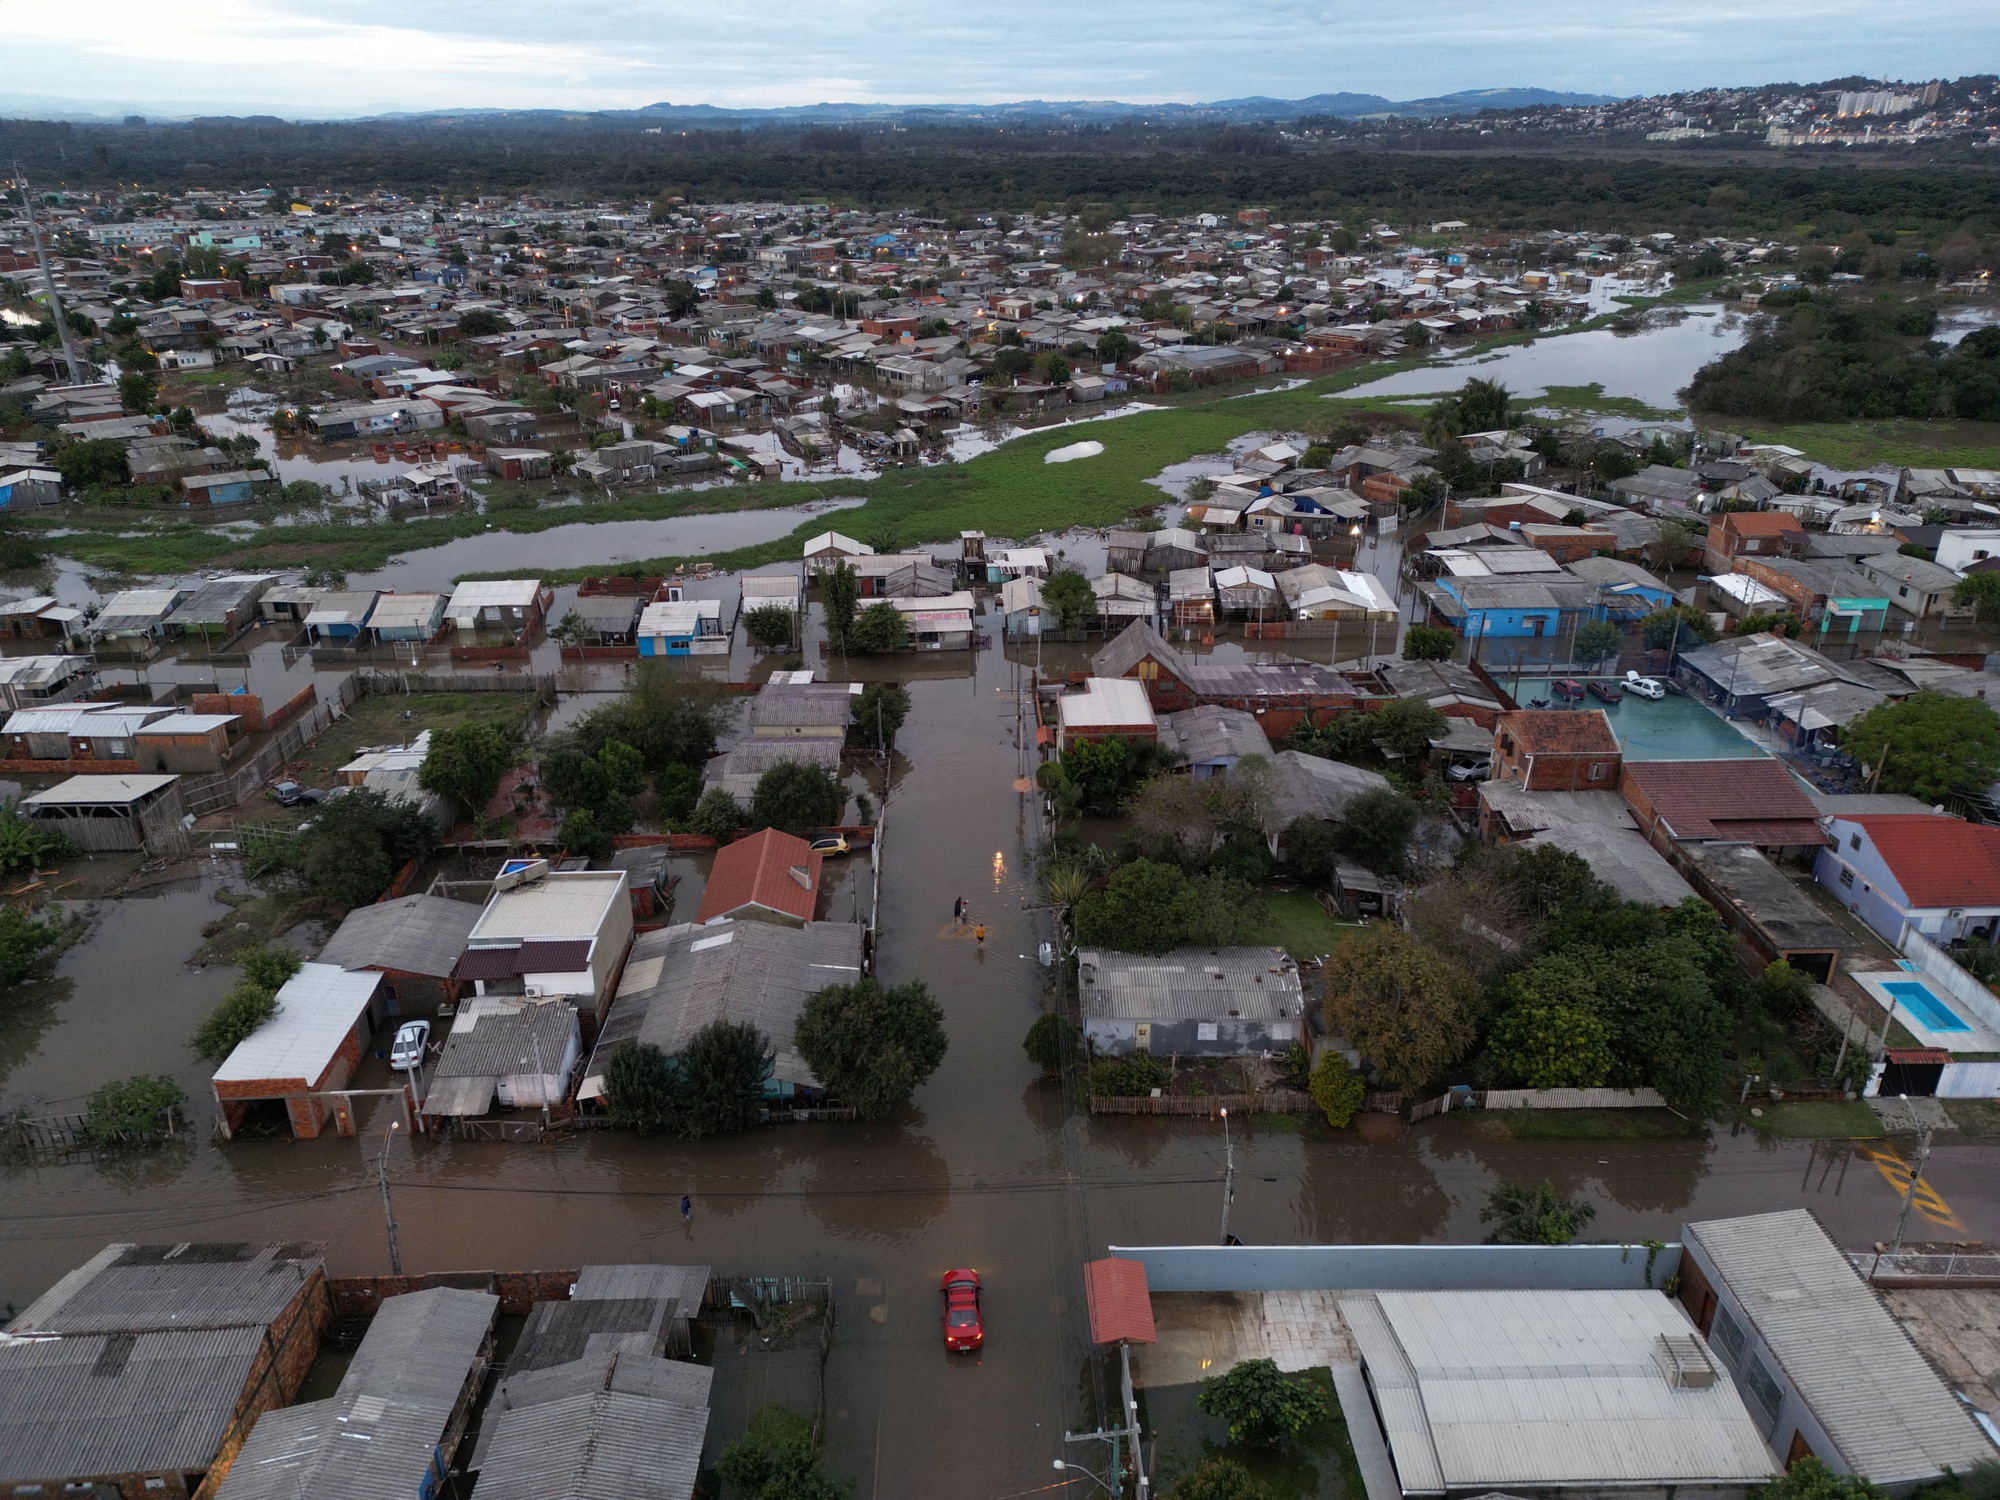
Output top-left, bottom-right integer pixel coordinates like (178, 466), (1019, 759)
(1077, 947), (1302, 1023)
(1687, 1210), (1996, 1483)
(316, 894), (483, 979)
(446, 579), (542, 612)
(579, 920), (863, 1095)
(1157, 705), (1270, 767)
(1060, 678), (1155, 731)
(22, 773), (180, 808)
(10, 1242), (323, 1334)
(473, 1386), (709, 1500)
(430, 999), (577, 1085)
(0, 1324), (270, 1481)
(366, 593), (445, 629)
(573, 1264), (709, 1308)
(212, 963), (381, 1086)
(217, 1288), (496, 1500)
(1345, 1290), (1777, 1494)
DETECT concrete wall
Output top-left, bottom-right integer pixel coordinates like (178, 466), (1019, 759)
(1085, 1015), (1301, 1057)
(1107, 1241), (1683, 1293)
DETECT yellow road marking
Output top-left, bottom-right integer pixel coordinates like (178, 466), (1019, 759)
(1853, 1143), (1964, 1231)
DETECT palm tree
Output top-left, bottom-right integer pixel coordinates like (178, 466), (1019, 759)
(1039, 861), (1096, 942)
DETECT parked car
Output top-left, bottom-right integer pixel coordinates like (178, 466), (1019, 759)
(269, 781), (325, 807)
(1624, 672), (1667, 700)
(1552, 679), (1586, 702)
(809, 834), (851, 858)
(389, 1020), (431, 1072)
(941, 1268), (984, 1352)
(1446, 759), (1492, 783)
(1586, 679), (1624, 704)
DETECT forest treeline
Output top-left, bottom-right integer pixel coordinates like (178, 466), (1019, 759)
(4, 115), (2000, 235)
(1684, 291), (2000, 423)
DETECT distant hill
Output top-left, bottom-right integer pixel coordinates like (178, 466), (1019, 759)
(0, 87), (1619, 129)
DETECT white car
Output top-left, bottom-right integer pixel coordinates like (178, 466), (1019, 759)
(389, 1019), (431, 1071)
(1446, 759), (1492, 783)
(1624, 672), (1667, 700)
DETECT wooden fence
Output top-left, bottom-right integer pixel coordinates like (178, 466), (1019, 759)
(1088, 1090), (1314, 1117)
(358, 668), (560, 700)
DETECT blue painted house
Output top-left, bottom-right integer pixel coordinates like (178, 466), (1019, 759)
(1564, 556), (1675, 619)
(1421, 575), (1599, 640)
(1815, 813), (2000, 946)
(0, 468), (61, 509)
(180, 469), (279, 507)
(637, 597), (726, 656)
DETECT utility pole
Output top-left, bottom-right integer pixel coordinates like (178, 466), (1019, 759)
(1891, 1099), (1934, 1255)
(376, 1120), (403, 1274)
(1218, 1106), (1236, 1246)
(15, 166), (86, 384)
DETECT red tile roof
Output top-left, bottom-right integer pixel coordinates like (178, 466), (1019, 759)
(1083, 1257), (1156, 1346)
(1850, 814), (2000, 908)
(1622, 759), (1826, 844)
(696, 826), (823, 925)
(1501, 709), (1620, 755)
(1723, 512), (1805, 538)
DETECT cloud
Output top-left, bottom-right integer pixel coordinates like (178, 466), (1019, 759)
(4, 0), (1991, 115)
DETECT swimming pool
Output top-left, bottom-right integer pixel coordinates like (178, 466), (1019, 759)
(1883, 979), (1971, 1034)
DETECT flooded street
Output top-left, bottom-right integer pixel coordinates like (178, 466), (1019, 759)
(5, 615), (2000, 1494)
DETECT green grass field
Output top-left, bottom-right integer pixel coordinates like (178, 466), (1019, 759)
(1486, 1107), (1694, 1140)
(290, 691), (540, 783)
(1254, 890), (1361, 962)
(1737, 419), (2000, 472)
(1537, 383), (1684, 421)
(1744, 1099), (1884, 1139)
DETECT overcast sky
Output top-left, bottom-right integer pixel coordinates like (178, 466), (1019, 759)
(6, 0), (1993, 117)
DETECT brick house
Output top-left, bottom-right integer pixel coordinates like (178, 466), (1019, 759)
(1620, 759), (1828, 858)
(1704, 511), (1806, 575)
(1090, 620), (1368, 738)
(1491, 709), (1622, 791)
(212, 964), (388, 1139)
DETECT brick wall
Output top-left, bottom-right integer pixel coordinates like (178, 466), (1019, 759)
(192, 693), (266, 731)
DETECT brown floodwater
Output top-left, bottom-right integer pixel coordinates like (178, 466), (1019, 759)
(5, 614), (2000, 1498)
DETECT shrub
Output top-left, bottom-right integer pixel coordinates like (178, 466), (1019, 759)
(1023, 1012), (1081, 1073)
(795, 977), (948, 1119)
(192, 980), (280, 1062)
(689, 787), (746, 838)
(605, 1041), (680, 1134)
(1196, 1358), (1330, 1447)
(81, 1074), (187, 1146)
(1481, 1179), (1596, 1244)
(0, 906), (61, 986)
(239, 947), (302, 992)
(1401, 625), (1457, 661)
(1308, 1052), (1367, 1128)
(743, 603), (797, 649)
(750, 761), (848, 834)
(1170, 1457), (1267, 1500)
(1087, 1053), (1171, 1097)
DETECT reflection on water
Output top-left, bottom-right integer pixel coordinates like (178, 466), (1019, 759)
(1342, 306), (1744, 411)
(345, 497), (867, 592)
(803, 1123), (952, 1244)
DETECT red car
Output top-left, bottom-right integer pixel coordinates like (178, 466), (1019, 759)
(941, 1269), (984, 1352)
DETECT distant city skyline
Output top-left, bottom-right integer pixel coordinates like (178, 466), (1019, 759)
(6, 0), (1994, 120)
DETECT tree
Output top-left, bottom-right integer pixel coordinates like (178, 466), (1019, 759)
(657, 763), (703, 826)
(1488, 992), (1617, 1089)
(743, 603), (796, 649)
(240, 947), (302, 992)
(1309, 1052), (1368, 1127)
(1401, 625), (1457, 661)
(750, 761), (848, 834)
(1574, 619), (1623, 668)
(677, 1018), (774, 1137)
(418, 723), (513, 817)
(796, 977), (948, 1119)
(1197, 1359), (1330, 1448)
(1322, 928), (1480, 1094)
(55, 437), (129, 489)
(605, 1042), (681, 1134)
(1768, 1459), (1889, 1500)
(717, 1405), (848, 1500)
(1023, 1012), (1081, 1073)
(0, 906), (59, 986)
(1842, 690), (2000, 803)
(849, 601), (907, 654)
(1952, 571), (2000, 624)
(81, 1075), (187, 1146)
(822, 560), (860, 651)
(849, 681), (911, 753)
(690, 787), (745, 838)
(1169, 1457), (1268, 1500)
(1096, 329), (1138, 364)
(456, 308), (505, 338)
(1075, 859), (1203, 953)
(573, 669), (729, 776)
(559, 808), (613, 860)
(1640, 606), (1718, 653)
(0, 802), (73, 874)
(1482, 1180), (1596, 1244)
(192, 980), (279, 1062)
(1041, 567), (1096, 631)
(1335, 787), (1423, 877)
(1644, 519), (1699, 571)
(118, 368), (157, 414)
(290, 788), (437, 910)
